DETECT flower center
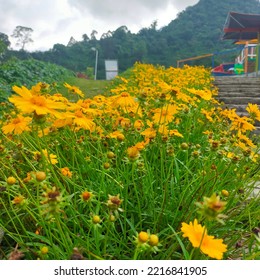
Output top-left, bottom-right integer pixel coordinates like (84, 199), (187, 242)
(31, 96), (47, 107)
(12, 118), (22, 124)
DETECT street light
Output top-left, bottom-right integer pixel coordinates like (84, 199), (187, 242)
(91, 47), (98, 80)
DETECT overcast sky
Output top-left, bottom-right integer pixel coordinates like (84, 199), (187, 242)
(0, 0), (199, 51)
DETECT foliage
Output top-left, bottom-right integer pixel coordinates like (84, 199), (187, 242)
(0, 58), (74, 102)
(0, 33), (11, 61)
(0, 63), (259, 260)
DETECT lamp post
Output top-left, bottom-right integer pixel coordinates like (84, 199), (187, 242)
(91, 47), (98, 80)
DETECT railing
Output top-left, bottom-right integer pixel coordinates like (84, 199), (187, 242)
(235, 44), (257, 74)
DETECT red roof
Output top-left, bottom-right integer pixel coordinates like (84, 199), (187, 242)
(222, 12), (260, 40)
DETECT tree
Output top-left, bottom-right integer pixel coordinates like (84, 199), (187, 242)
(0, 32), (10, 60)
(90, 30), (98, 41)
(11, 26), (33, 50)
(82, 34), (90, 42)
(67, 36), (77, 47)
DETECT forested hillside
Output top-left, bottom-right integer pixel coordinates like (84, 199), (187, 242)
(4, 0), (260, 78)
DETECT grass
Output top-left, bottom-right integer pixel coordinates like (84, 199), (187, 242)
(59, 77), (111, 98)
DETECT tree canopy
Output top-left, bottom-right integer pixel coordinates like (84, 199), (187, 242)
(11, 26), (34, 50)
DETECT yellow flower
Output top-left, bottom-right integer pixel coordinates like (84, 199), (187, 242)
(69, 110), (96, 132)
(9, 85), (66, 117)
(133, 139), (150, 151)
(231, 115), (255, 134)
(35, 171), (47, 182)
(221, 190), (229, 197)
(31, 82), (50, 94)
(138, 231), (149, 243)
(181, 219), (227, 260)
(2, 115), (32, 135)
(64, 82), (84, 98)
(40, 246), (49, 255)
(246, 103), (260, 121)
(6, 176), (16, 185)
(12, 195), (25, 205)
(169, 129), (184, 138)
(60, 167), (72, 178)
(196, 193), (227, 223)
(107, 194), (123, 211)
(113, 92), (137, 108)
(134, 120), (144, 130)
(187, 88), (212, 101)
(201, 108), (214, 122)
(108, 130), (125, 141)
(41, 149), (58, 165)
(127, 146), (140, 160)
(140, 127), (157, 140)
(149, 234), (159, 247)
(152, 105), (179, 124)
(80, 190), (94, 202)
(92, 215), (101, 224)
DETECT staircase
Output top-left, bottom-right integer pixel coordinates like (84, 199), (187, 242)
(213, 76), (260, 134)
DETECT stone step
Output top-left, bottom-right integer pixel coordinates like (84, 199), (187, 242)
(221, 104), (250, 112)
(214, 80), (260, 84)
(213, 76), (260, 134)
(218, 97), (260, 105)
(214, 77), (260, 82)
(215, 84), (260, 88)
(217, 90), (260, 97)
(214, 81), (260, 86)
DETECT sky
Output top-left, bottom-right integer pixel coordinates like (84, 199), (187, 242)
(0, 0), (199, 52)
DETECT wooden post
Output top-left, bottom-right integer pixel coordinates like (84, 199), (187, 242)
(256, 32), (260, 76)
(244, 41), (248, 74)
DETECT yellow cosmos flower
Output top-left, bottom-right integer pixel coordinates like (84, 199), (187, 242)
(134, 120), (144, 130)
(41, 149), (58, 164)
(181, 219), (227, 260)
(127, 146), (140, 160)
(201, 108), (214, 122)
(238, 134), (256, 148)
(152, 105), (179, 124)
(31, 82), (50, 94)
(60, 167), (72, 178)
(141, 127), (157, 140)
(187, 88), (212, 101)
(133, 139), (150, 151)
(68, 110), (96, 132)
(9, 85), (66, 117)
(64, 82), (84, 98)
(113, 92), (137, 108)
(169, 129), (184, 138)
(108, 130), (125, 141)
(34, 149), (58, 165)
(2, 115), (32, 135)
(246, 103), (260, 121)
(231, 115), (255, 133)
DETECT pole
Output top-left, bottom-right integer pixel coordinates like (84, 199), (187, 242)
(256, 32), (260, 77)
(91, 47), (98, 80)
(94, 49), (98, 80)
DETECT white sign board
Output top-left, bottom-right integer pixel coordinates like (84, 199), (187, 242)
(105, 60), (118, 80)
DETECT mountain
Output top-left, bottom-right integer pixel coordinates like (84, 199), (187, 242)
(5, 0), (260, 78)
(160, 0), (260, 65)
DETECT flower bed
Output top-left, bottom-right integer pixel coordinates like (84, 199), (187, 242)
(0, 63), (259, 260)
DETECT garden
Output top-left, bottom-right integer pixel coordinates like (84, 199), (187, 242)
(0, 62), (259, 260)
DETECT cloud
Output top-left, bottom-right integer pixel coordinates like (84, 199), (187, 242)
(68, 0), (177, 26)
(171, 0), (199, 10)
(0, 0), (200, 51)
